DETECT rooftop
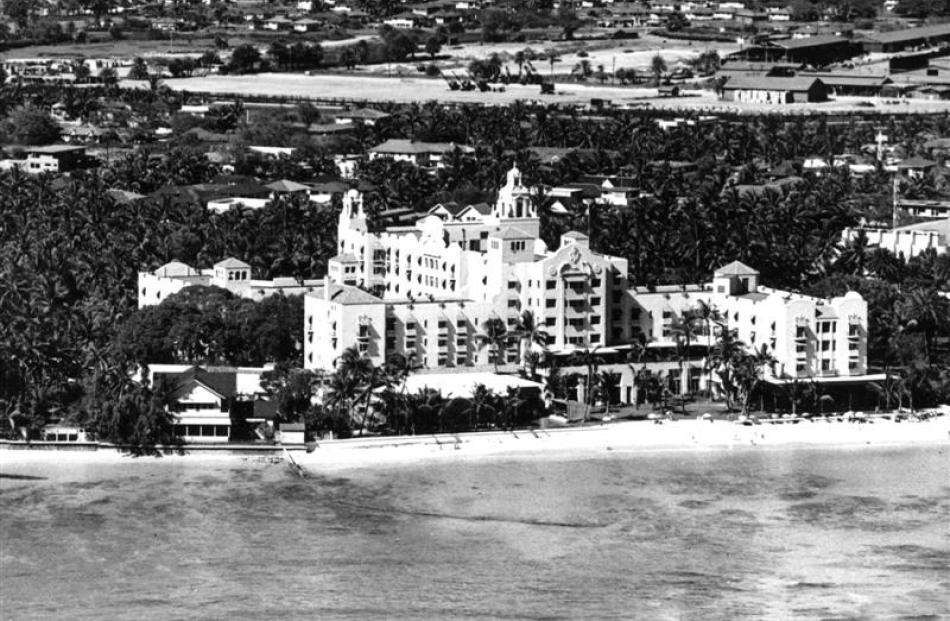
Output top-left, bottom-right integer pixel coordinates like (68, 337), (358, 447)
(896, 156), (937, 169)
(369, 138), (472, 155)
(715, 260), (760, 276)
(861, 23), (950, 45)
(722, 76), (825, 92)
(153, 261), (201, 278)
(26, 144), (86, 154)
(214, 257), (251, 269)
(265, 179), (311, 192)
(765, 34), (850, 50)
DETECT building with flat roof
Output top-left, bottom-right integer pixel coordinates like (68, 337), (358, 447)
(137, 258), (323, 308)
(23, 144), (87, 174)
(367, 139), (474, 168)
(842, 218), (949, 260)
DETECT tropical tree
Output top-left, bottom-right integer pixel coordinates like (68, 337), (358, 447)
(511, 310), (549, 375)
(128, 57), (149, 80)
(478, 317), (511, 373)
(650, 54), (667, 84)
(706, 323), (746, 411)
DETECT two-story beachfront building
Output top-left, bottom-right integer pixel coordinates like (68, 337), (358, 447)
(148, 364), (275, 443)
(137, 258), (323, 308)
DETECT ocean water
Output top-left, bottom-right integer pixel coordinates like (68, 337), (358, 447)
(1, 446), (948, 620)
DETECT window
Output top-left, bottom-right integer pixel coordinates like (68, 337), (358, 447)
(438, 320), (447, 329)
(546, 299), (557, 308)
(821, 359), (832, 371)
(590, 297), (601, 306)
(546, 280), (556, 289)
(545, 317), (556, 327)
(457, 320), (467, 329)
(591, 334), (600, 343)
(631, 309), (640, 320)
(438, 338), (447, 347)
(662, 310), (672, 319)
(590, 315), (601, 325)
(591, 278), (601, 287)
(508, 280), (518, 289)
(406, 322), (416, 332)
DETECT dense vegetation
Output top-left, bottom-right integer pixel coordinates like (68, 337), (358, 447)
(1, 84), (949, 443)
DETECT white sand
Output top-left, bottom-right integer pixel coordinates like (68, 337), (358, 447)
(3, 416), (948, 473)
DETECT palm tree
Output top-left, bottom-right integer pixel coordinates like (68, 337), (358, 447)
(670, 310), (700, 402)
(329, 345), (373, 434)
(732, 345), (775, 416)
(478, 317), (510, 373)
(706, 323), (745, 411)
(570, 346), (603, 422)
(897, 287), (949, 364)
(512, 310), (549, 376)
(469, 383), (496, 430)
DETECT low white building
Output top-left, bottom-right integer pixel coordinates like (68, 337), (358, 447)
(367, 139), (474, 169)
(138, 257), (323, 308)
(206, 197), (271, 213)
(842, 218), (949, 260)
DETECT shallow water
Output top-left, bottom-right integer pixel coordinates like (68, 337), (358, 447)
(1, 446), (948, 620)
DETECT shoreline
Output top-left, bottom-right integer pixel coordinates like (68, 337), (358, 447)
(2, 417), (948, 472)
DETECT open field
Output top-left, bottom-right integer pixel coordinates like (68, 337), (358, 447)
(356, 33), (739, 78)
(157, 72), (950, 114)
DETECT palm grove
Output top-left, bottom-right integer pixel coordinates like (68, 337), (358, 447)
(1, 84), (949, 446)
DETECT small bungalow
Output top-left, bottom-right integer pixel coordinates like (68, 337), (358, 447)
(895, 156), (937, 179)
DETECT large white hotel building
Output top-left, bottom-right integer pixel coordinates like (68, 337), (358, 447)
(302, 167), (877, 403)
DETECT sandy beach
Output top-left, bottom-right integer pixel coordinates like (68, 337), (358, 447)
(3, 416), (948, 473)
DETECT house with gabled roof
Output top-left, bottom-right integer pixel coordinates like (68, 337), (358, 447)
(149, 364), (273, 443)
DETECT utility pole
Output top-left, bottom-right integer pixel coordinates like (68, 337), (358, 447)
(892, 175), (899, 230)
